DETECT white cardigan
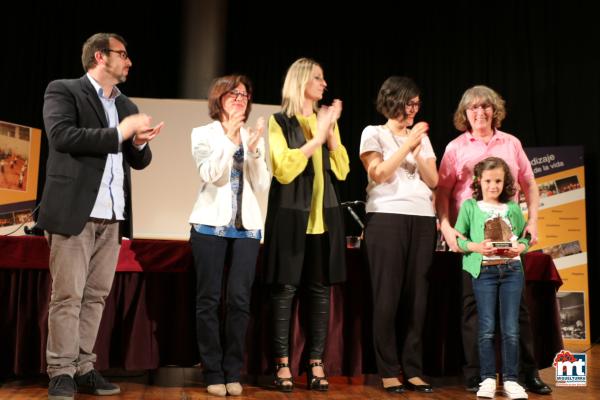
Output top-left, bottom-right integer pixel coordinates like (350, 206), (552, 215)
(188, 121), (271, 230)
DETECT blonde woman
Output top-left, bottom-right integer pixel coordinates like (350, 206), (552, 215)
(263, 58), (349, 392)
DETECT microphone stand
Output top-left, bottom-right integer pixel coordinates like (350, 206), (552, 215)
(345, 204), (364, 230)
(341, 201), (365, 248)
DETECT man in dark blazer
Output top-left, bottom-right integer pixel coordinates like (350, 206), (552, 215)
(38, 33), (163, 400)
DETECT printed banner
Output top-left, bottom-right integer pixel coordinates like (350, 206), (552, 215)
(523, 146), (589, 345)
(0, 121), (41, 235)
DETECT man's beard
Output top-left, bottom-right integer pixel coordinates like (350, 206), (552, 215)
(106, 62), (127, 84)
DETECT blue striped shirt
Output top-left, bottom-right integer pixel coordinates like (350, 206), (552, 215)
(86, 74), (125, 221)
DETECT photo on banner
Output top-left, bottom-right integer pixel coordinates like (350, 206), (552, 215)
(0, 121), (42, 235)
(522, 146), (589, 346)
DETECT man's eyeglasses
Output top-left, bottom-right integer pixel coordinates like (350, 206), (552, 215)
(227, 89), (251, 102)
(406, 101), (421, 110)
(103, 49), (129, 60)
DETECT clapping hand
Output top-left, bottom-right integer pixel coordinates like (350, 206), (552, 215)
(330, 99), (342, 123)
(328, 99), (343, 138)
(134, 121), (164, 145)
(223, 110), (245, 143)
(119, 113), (164, 145)
(316, 106), (335, 144)
(407, 121), (428, 153)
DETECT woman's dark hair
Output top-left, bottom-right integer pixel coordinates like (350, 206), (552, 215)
(471, 157), (516, 203)
(207, 75), (253, 122)
(376, 76), (420, 119)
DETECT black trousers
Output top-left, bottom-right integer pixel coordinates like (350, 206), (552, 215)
(190, 229), (260, 384)
(461, 270), (538, 380)
(271, 234), (330, 359)
(364, 213), (437, 379)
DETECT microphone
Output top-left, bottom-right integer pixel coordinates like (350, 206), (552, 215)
(1, 203), (43, 236)
(340, 200), (365, 207)
(24, 224), (44, 236)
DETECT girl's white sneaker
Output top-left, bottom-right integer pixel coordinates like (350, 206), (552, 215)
(476, 378), (497, 398)
(503, 380), (528, 399)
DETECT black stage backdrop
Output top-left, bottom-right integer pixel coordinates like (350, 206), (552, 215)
(2, 1), (599, 340)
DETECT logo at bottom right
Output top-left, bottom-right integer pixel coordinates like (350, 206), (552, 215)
(554, 350), (586, 387)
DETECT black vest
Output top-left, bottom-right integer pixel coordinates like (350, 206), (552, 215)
(263, 113), (346, 285)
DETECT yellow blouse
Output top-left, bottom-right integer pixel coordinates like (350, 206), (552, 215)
(268, 113), (350, 234)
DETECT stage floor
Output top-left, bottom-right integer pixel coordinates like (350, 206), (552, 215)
(1, 344), (597, 399)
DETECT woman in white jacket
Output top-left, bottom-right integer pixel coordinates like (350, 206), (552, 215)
(188, 75), (270, 397)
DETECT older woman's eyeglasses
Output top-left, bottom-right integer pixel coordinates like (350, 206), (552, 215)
(467, 103), (492, 112)
(102, 49), (129, 60)
(227, 90), (251, 102)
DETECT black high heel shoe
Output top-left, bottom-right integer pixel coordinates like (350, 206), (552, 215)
(273, 363), (294, 392)
(307, 361), (329, 391)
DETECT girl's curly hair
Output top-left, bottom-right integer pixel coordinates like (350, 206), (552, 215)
(471, 157), (516, 203)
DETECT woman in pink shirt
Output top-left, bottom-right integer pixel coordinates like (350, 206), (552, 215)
(437, 86), (539, 244)
(436, 85), (550, 395)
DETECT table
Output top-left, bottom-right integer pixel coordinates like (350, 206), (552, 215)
(0, 236), (563, 377)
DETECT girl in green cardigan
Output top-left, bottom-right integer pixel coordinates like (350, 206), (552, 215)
(454, 157), (530, 400)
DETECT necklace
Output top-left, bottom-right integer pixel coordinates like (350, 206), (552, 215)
(385, 125), (417, 179)
(385, 122), (408, 136)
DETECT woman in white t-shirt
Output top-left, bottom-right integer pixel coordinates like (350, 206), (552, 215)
(359, 76), (438, 394)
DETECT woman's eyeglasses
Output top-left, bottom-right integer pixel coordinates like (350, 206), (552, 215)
(405, 101), (421, 110)
(227, 90), (251, 102)
(467, 103), (492, 112)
